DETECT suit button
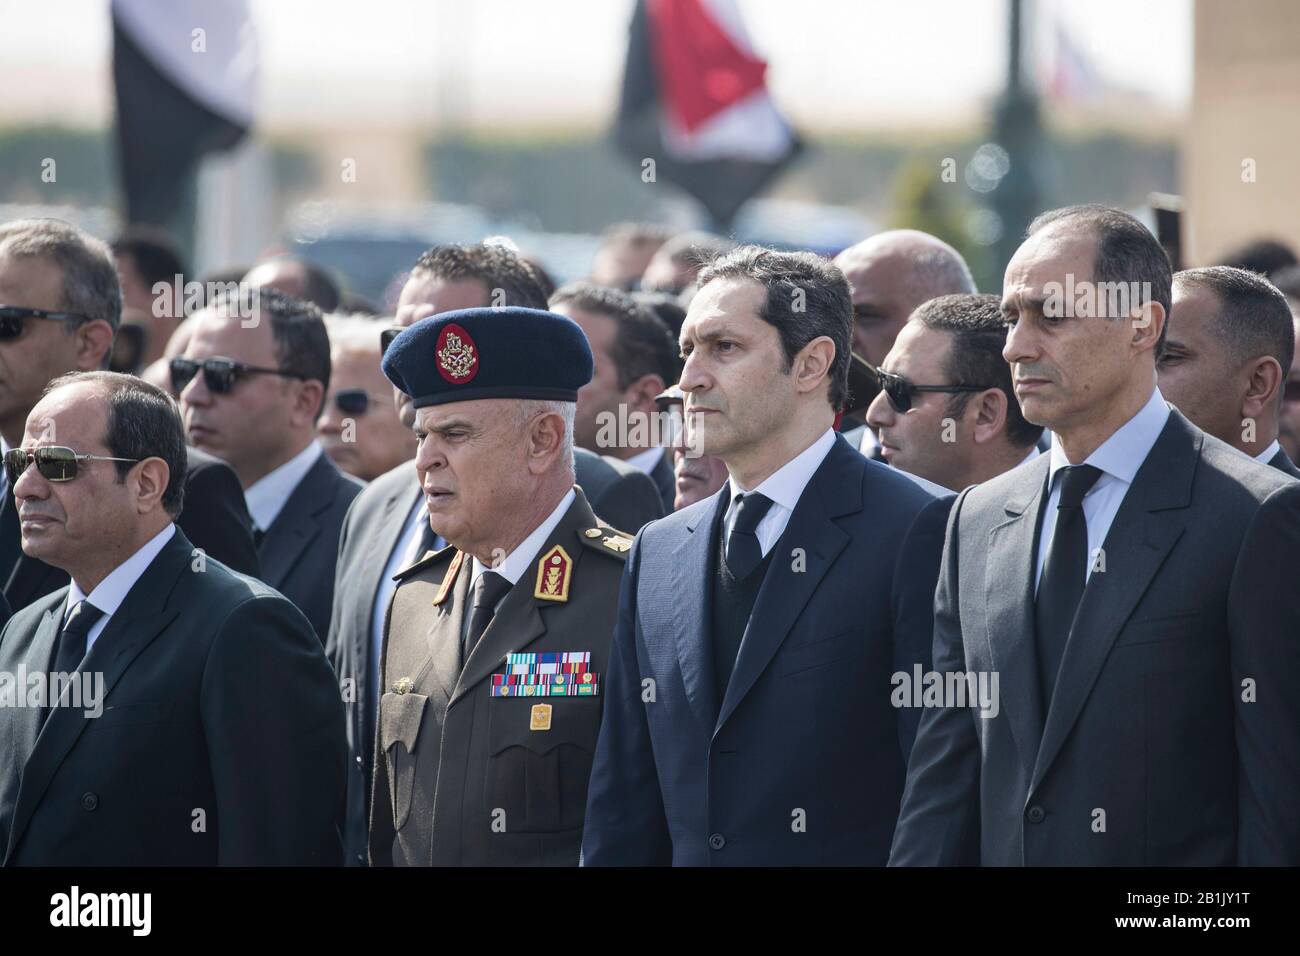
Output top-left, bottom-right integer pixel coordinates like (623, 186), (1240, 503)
(1026, 805), (1045, 824)
(356, 755), (363, 766)
(708, 833), (726, 851)
(81, 792), (99, 812)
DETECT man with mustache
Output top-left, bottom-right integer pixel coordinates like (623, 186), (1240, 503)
(582, 246), (950, 865)
(891, 205), (1300, 865)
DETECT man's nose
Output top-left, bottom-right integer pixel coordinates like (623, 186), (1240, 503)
(678, 351), (708, 393)
(12, 458), (48, 500)
(865, 388), (894, 430)
(179, 368), (211, 407)
(1004, 319), (1035, 365)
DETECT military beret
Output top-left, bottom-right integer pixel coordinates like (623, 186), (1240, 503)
(381, 307), (593, 408)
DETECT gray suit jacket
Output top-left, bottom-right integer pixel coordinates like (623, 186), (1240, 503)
(258, 452), (363, 642)
(891, 410), (1300, 866)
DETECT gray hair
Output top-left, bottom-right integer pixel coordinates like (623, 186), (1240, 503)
(0, 218), (122, 334)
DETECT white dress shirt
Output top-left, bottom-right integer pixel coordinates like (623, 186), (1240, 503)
(65, 523), (176, 653)
(626, 447), (665, 475)
(1035, 387), (1171, 590)
(723, 428), (837, 559)
(1253, 439), (1281, 465)
(244, 440), (323, 534)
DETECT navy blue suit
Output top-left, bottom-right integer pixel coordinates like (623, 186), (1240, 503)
(582, 435), (951, 865)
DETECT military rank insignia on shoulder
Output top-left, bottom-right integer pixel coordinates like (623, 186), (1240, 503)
(580, 526), (632, 559)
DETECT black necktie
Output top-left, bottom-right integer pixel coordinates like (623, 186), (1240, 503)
(464, 571), (511, 659)
(46, 600), (105, 723)
(252, 526), (266, 549)
(1034, 464), (1103, 708)
(726, 492), (775, 580)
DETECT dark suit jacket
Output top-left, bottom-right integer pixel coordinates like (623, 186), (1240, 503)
(327, 450), (663, 865)
(582, 435), (950, 865)
(890, 410), (1300, 866)
(648, 449), (676, 513)
(0, 446), (260, 613)
(258, 451), (363, 642)
(0, 528), (346, 865)
(1269, 446), (1300, 479)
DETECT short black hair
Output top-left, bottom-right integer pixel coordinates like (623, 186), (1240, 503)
(0, 218), (122, 336)
(110, 226), (186, 290)
(1173, 266), (1296, 396)
(1214, 237), (1298, 279)
(550, 282), (681, 389)
(210, 287), (332, 419)
(43, 370), (188, 516)
(246, 257), (341, 312)
(696, 245), (852, 411)
(913, 294), (1044, 449)
(410, 243), (548, 311)
(1027, 204), (1173, 357)
(632, 291), (688, 338)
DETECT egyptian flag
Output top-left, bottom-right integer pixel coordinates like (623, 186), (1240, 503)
(112, 0), (257, 227)
(615, 0), (801, 229)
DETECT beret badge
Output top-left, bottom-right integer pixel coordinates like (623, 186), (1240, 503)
(436, 323), (478, 384)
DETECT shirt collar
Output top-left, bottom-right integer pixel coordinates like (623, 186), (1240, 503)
(625, 447), (665, 475)
(471, 487), (576, 588)
(67, 523), (176, 622)
(1047, 387), (1170, 488)
(726, 428), (837, 512)
(244, 440), (323, 532)
(1253, 439), (1282, 465)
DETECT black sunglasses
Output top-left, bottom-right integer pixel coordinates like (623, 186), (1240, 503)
(380, 326), (401, 353)
(4, 446), (141, 484)
(873, 365), (993, 414)
(332, 388), (387, 415)
(170, 357), (305, 395)
(0, 305), (92, 342)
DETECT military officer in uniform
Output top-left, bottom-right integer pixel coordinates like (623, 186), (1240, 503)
(369, 306), (632, 866)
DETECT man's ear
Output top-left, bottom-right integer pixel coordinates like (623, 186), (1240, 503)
(793, 336), (836, 395)
(625, 373), (666, 417)
(132, 457), (171, 514)
(527, 410), (567, 474)
(1132, 301), (1166, 355)
(972, 388), (1009, 445)
(75, 319), (116, 370)
(293, 379), (326, 427)
(1242, 355), (1283, 420)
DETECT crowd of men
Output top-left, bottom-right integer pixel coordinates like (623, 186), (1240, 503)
(0, 205), (1296, 867)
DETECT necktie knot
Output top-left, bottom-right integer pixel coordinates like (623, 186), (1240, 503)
(63, 600), (105, 641)
(1057, 464), (1102, 510)
(472, 570), (511, 612)
(731, 492), (774, 535)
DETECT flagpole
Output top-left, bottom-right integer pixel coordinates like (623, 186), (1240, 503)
(991, 0), (1043, 276)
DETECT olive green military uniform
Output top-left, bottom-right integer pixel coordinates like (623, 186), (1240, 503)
(368, 487), (631, 866)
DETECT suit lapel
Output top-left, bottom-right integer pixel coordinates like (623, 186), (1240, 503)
(715, 438), (859, 732)
(11, 606), (63, 766)
(5, 531), (189, 861)
(450, 491), (600, 705)
(258, 455), (337, 588)
(671, 488), (726, 733)
(985, 458), (1050, 775)
(1029, 414), (1196, 792)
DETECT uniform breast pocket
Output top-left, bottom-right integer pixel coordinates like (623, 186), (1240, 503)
(484, 697), (600, 833)
(379, 691), (429, 830)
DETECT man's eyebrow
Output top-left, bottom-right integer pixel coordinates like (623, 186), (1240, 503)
(417, 418), (476, 432)
(684, 325), (740, 346)
(1002, 296), (1046, 313)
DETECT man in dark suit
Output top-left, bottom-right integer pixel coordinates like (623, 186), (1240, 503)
(0, 219), (260, 613)
(1159, 265), (1300, 477)
(891, 205), (1300, 866)
(582, 246), (949, 866)
(551, 282), (680, 513)
(176, 288), (362, 639)
(0, 371), (345, 865)
(368, 306), (630, 866)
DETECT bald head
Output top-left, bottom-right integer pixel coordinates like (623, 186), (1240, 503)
(833, 229), (975, 365)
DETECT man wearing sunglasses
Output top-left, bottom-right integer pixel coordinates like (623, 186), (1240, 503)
(891, 205), (1300, 866)
(865, 294), (1044, 492)
(1158, 266), (1300, 477)
(176, 288), (362, 641)
(318, 316), (415, 482)
(0, 219), (260, 613)
(0, 371), (345, 865)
